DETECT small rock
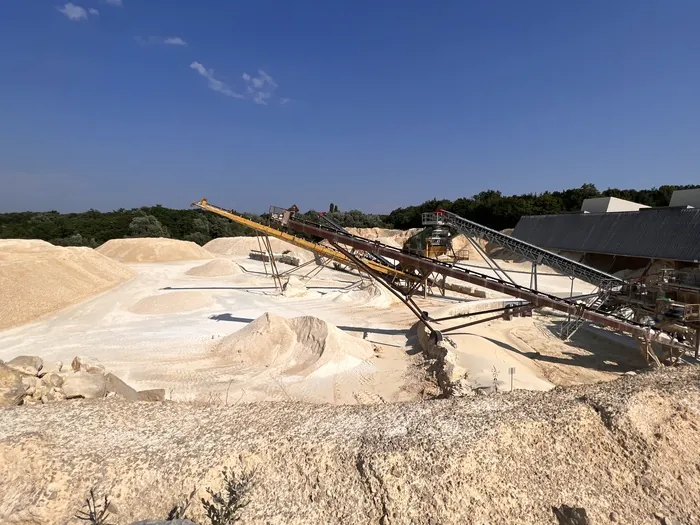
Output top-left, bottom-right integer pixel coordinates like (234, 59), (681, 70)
(653, 513), (674, 525)
(475, 385), (497, 396)
(21, 375), (39, 389)
(449, 379), (475, 398)
(6, 355), (43, 376)
(0, 363), (28, 406)
(609, 511), (618, 522)
(62, 371), (107, 399)
(105, 373), (140, 401)
(42, 373), (64, 389)
(624, 371), (637, 376)
(137, 389), (166, 402)
(553, 505), (590, 525)
(71, 356), (106, 375)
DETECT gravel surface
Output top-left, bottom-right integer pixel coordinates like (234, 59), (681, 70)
(1, 366), (699, 524)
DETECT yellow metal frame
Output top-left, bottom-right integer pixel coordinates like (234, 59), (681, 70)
(191, 198), (417, 282)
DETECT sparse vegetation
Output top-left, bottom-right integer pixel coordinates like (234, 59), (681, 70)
(167, 487), (197, 521)
(201, 468), (254, 525)
(75, 488), (114, 525)
(492, 366), (500, 392)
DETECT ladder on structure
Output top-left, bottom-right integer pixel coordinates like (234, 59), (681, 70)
(559, 290), (611, 340)
(422, 210), (623, 288)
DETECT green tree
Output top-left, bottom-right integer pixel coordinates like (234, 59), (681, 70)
(128, 214), (170, 238)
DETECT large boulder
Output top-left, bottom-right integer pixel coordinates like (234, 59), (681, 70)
(71, 356), (106, 375)
(6, 355), (43, 376)
(0, 363), (28, 406)
(62, 372), (106, 399)
(105, 373), (140, 401)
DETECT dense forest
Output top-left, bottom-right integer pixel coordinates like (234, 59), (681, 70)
(1, 183), (698, 247)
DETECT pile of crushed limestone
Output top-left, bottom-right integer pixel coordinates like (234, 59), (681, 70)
(185, 258), (242, 277)
(0, 240), (135, 329)
(213, 312), (375, 376)
(97, 237), (213, 263)
(1, 367), (699, 524)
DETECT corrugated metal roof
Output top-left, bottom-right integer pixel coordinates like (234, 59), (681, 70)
(512, 207), (700, 262)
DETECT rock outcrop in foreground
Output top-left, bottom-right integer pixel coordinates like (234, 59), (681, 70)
(1, 367), (699, 525)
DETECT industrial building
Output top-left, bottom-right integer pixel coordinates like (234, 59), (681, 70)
(512, 191), (700, 270)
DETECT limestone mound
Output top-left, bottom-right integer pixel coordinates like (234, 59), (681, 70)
(326, 280), (400, 308)
(0, 239), (57, 261)
(129, 292), (214, 315)
(0, 242), (135, 330)
(204, 237), (315, 263)
(450, 234), (489, 261)
(97, 238), (213, 263)
(185, 258), (242, 277)
(214, 313), (374, 376)
(346, 227), (421, 248)
(0, 368), (699, 525)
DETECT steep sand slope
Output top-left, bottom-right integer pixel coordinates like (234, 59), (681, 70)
(97, 238), (213, 263)
(0, 368), (698, 524)
(0, 240), (135, 330)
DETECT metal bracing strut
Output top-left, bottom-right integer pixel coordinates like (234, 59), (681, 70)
(284, 217), (692, 356)
(329, 241), (438, 338)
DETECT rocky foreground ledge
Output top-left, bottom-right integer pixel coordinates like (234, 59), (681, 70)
(1, 367), (699, 525)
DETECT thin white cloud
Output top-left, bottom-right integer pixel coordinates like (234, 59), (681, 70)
(89, 7), (99, 15)
(136, 36), (188, 47)
(104, 0), (123, 6)
(242, 69), (278, 105)
(164, 37), (187, 46)
(57, 3), (88, 21)
(193, 63), (287, 105)
(190, 62), (244, 99)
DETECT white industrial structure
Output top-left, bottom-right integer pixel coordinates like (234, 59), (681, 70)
(581, 197), (650, 213)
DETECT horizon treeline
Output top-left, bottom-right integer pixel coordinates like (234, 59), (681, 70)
(1, 183), (697, 247)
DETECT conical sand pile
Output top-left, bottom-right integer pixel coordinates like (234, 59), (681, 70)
(186, 258), (242, 277)
(97, 238), (213, 263)
(214, 313), (374, 376)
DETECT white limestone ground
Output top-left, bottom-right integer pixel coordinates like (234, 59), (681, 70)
(0, 236), (639, 405)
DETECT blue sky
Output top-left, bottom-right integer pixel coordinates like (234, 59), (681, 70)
(1, 1), (699, 213)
